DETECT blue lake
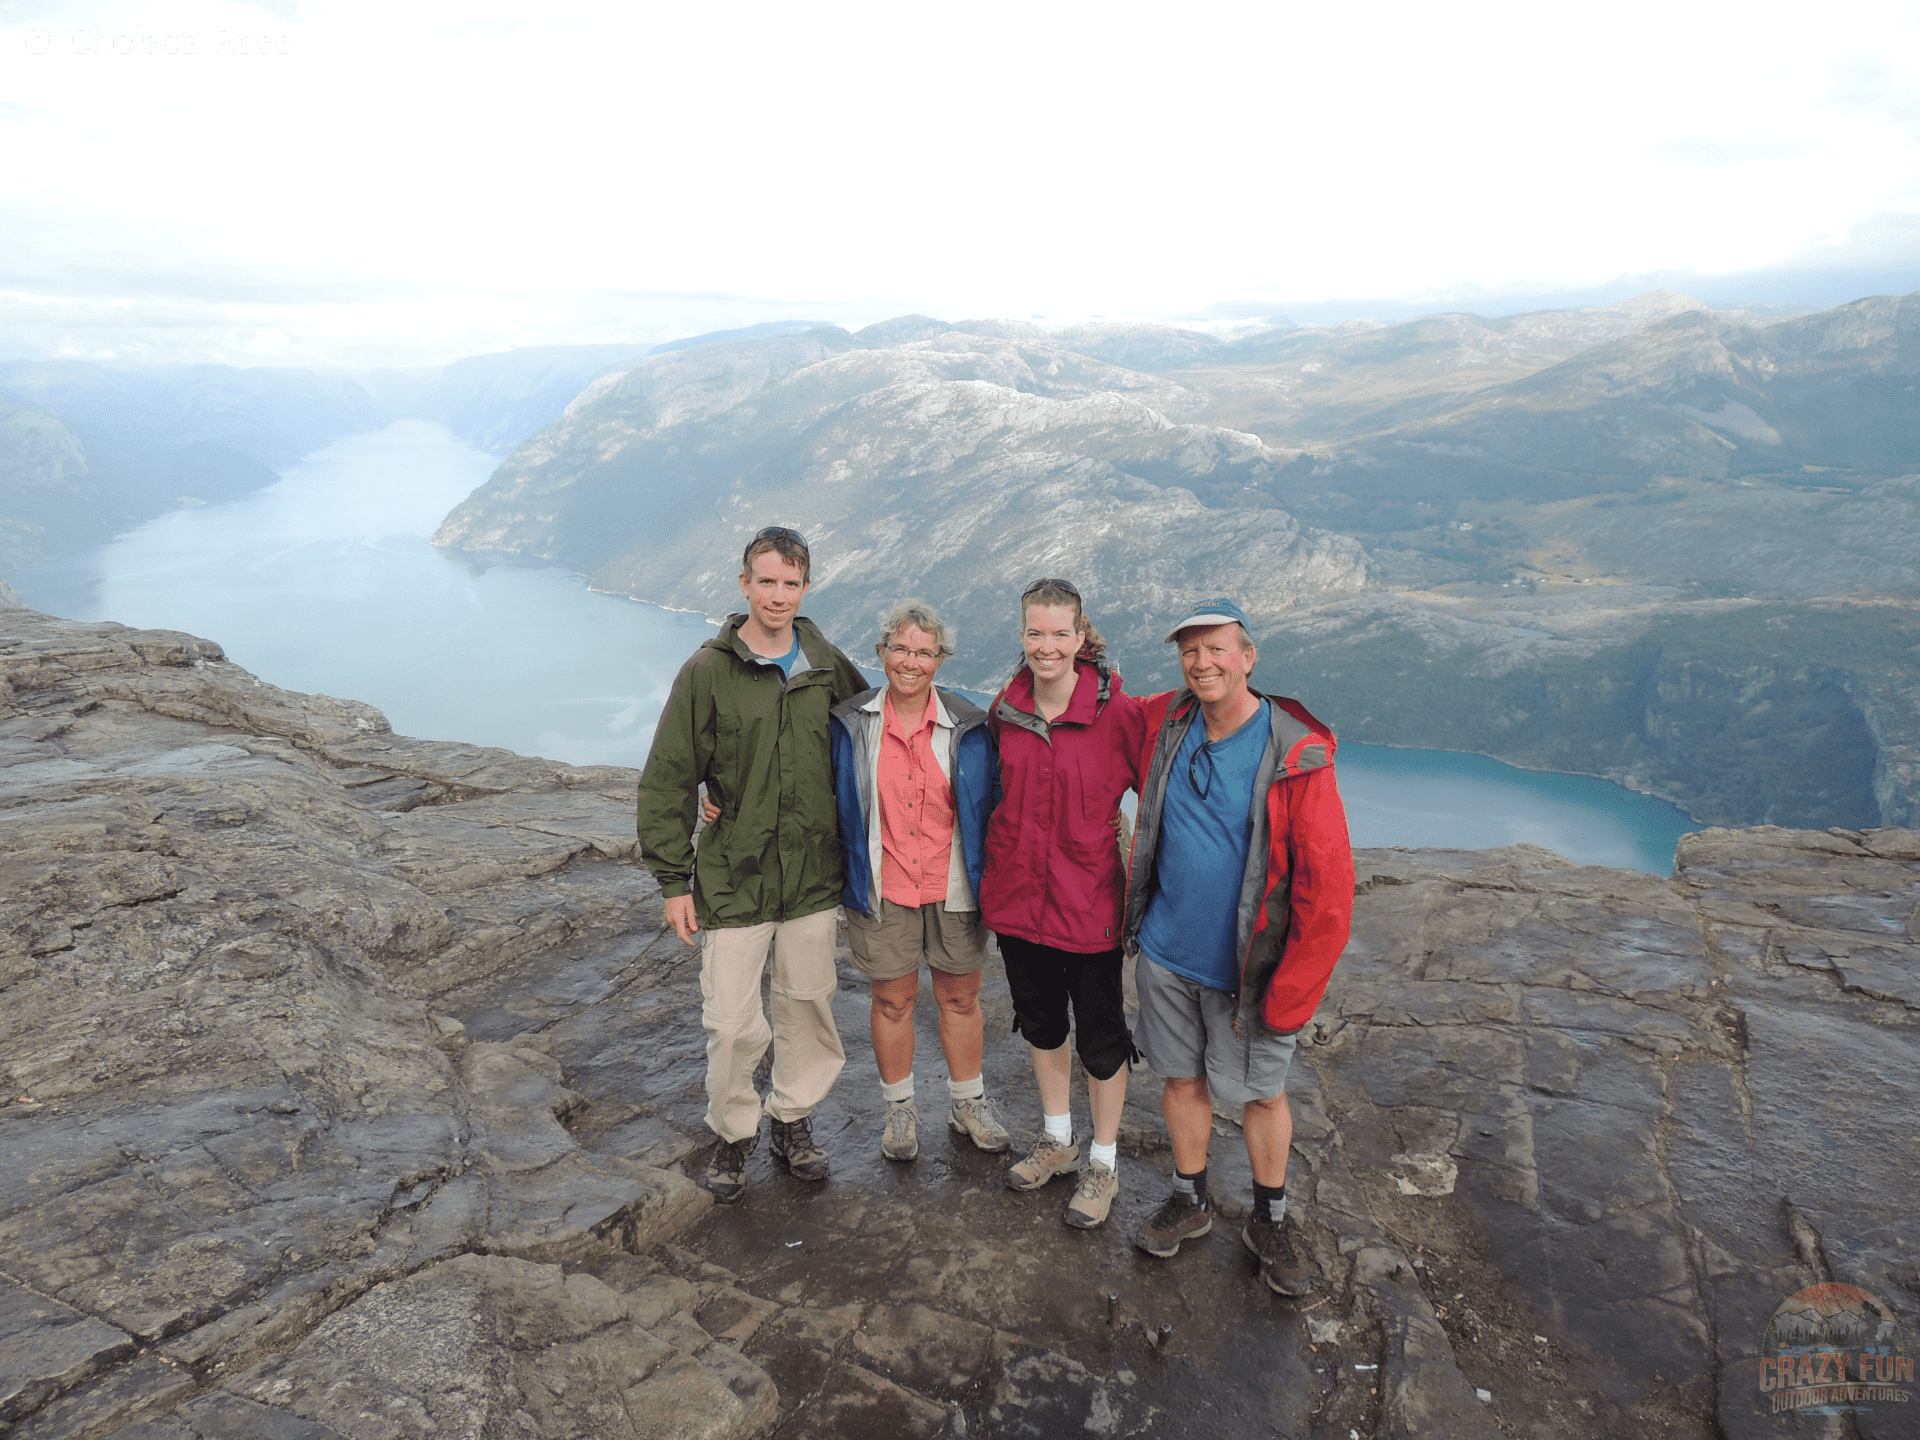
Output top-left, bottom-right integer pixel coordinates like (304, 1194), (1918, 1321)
(6, 421), (1702, 872)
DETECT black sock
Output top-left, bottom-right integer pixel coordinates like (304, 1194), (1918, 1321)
(1252, 1182), (1286, 1223)
(1174, 1166), (1209, 1208)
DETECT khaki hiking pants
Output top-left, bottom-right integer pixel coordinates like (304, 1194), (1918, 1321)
(700, 908), (846, 1143)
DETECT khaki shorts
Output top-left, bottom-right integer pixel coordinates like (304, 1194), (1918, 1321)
(845, 897), (987, 982)
(1136, 954), (1296, 1106)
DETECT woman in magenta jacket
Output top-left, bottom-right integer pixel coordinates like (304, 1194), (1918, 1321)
(980, 577), (1147, 1230)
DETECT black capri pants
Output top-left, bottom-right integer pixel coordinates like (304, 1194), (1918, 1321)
(996, 934), (1137, 1082)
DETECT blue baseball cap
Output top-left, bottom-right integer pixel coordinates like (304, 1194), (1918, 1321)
(1164, 597), (1255, 644)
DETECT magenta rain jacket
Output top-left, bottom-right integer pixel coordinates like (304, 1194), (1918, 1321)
(980, 659), (1147, 953)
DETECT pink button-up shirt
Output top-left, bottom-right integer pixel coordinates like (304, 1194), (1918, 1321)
(878, 691), (957, 907)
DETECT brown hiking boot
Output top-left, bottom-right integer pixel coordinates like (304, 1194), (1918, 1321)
(1243, 1215), (1313, 1297)
(769, 1115), (830, 1181)
(1006, 1136), (1079, 1192)
(705, 1132), (757, 1205)
(1134, 1190), (1213, 1257)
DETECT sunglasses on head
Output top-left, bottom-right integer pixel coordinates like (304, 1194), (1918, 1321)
(745, 526), (809, 562)
(1021, 576), (1080, 600)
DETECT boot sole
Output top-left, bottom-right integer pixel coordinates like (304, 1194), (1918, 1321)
(1006, 1167), (1077, 1193)
(1134, 1215), (1211, 1257)
(949, 1118), (1012, 1153)
(771, 1151), (830, 1181)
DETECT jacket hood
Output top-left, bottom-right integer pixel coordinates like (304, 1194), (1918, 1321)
(998, 657), (1116, 725)
(1161, 687), (1336, 777)
(709, 613), (838, 669)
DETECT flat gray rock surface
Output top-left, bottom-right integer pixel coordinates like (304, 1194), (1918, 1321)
(3, 609), (1915, 1439)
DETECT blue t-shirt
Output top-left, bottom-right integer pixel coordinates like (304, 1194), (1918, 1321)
(1137, 699), (1269, 991)
(754, 631), (803, 679)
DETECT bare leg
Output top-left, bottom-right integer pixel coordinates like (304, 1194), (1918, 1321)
(1031, 1039), (1072, 1118)
(869, 972), (920, 1086)
(1163, 1075), (1214, 1176)
(1242, 1092), (1293, 1188)
(930, 968), (984, 1083)
(1086, 1064), (1130, 1147)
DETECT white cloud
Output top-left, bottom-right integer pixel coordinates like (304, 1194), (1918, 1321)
(2, 0), (1917, 363)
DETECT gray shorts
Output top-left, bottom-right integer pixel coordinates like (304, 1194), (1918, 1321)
(845, 898), (987, 982)
(1135, 955), (1296, 1105)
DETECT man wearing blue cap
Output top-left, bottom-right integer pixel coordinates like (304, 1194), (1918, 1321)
(1120, 598), (1355, 1296)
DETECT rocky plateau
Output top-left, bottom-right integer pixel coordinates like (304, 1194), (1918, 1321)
(3, 602), (1916, 1439)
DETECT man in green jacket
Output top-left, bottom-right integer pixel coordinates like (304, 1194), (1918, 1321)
(637, 526), (867, 1203)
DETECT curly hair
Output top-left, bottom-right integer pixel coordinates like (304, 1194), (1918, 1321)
(874, 598), (957, 661)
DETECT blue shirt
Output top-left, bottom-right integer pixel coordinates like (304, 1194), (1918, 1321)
(754, 631), (803, 679)
(1137, 699), (1269, 991)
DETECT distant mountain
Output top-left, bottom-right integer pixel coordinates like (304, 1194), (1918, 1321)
(433, 296), (1920, 828)
(0, 400), (91, 570)
(648, 320), (830, 357)
(362, 327), (835, 455)
(397, 344), (656, 453)
(1166, 292), (1733, 441)
(434, 325), (1369, 684)
(0, 328), (832, 570)
(0, 359), (386, 487)
(1256, 292), (1920, 589)
(1049, 323), (1226, 370)
(1287, 291), (1915, 486)
(10, 292), (1916, 826)
(0, 361), (387, 568)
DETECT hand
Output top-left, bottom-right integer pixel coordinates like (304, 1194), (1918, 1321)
(700, 795), (721, 824)
(664, 893), (700, 947)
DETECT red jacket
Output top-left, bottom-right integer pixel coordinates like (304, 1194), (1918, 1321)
(1122, 688), (1354, 1034)
(980, 660), (1147, 953)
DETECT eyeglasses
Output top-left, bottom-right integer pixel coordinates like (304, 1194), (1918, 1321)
(1188, 742), (1216, 800)
(885, 644), (941, 663)
(1021, 576), (1080, 600)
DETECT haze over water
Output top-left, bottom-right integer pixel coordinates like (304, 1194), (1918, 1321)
(8, 422), (1700, 872)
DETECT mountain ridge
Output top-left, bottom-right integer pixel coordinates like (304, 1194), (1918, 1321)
(432, 292), (1920, 829)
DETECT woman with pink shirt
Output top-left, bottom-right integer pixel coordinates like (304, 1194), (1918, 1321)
(826, 600), (1007, 1161)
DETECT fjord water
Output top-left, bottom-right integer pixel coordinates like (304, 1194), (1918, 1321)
(7, 422), (1701, 871)
(10, 421), (715, 769)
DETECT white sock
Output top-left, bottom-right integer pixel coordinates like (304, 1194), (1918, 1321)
(948, 1074), (984, 1102)
(1043, 1112), (1072, 1145)
(1089, 1139), (1118, 1173)
(881, 1075), (914, 1105)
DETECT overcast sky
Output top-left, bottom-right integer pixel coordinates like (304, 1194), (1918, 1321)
(3, 0), (1918, 367)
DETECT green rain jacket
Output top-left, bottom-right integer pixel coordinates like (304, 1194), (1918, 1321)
(637, 614), (867, 929)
